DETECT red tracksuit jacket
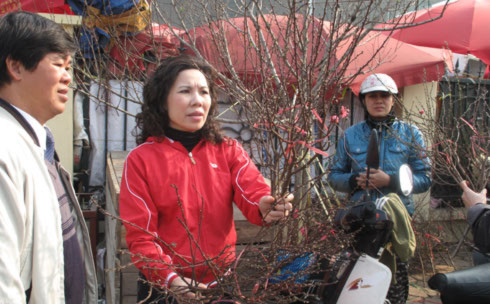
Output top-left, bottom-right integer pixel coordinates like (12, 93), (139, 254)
(119, 136), (270, 287)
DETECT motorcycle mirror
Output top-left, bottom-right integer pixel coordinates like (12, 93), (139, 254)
(399, 164), (413, 196)
(366, 129), (379, 169)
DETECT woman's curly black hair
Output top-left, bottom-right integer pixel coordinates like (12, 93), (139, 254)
(135, 55), (223, 145)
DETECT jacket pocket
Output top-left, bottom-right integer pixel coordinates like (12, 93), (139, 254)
(349, 144), (367, 171)
(384, 143), (410, 172)
(387, 142), (409, 153)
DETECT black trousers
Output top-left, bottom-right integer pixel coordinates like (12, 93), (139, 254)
(386, 258), (409, 304)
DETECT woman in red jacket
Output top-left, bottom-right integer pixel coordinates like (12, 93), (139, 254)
(119, 55), (293, 303)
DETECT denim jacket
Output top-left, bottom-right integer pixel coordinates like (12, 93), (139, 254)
(327, 119), (431, 215)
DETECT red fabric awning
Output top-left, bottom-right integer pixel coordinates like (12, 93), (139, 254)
(186, 14), (453, 95)
(0, 0), (73, 15)
(108, 24), (182, 77)
(338, 30), (453, 95)
(387, 0), (490, 68)
(184, 14), (332, 88)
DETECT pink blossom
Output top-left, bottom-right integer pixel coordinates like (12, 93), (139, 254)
(340, 106), (349, 118)
(330, 115), (339, 124)
(252, 283), (259, 294)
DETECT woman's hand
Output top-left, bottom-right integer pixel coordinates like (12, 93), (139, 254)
(356, 168), (390, 190)
(259, 193), (294, 223)
(169, 276), (207, 300)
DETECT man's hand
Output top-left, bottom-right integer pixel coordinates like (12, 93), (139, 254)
(169, 276), (207, 300)
(259, 193), (294, 223)
(459, 180), (487, 209)
(356, 168), (390, 190)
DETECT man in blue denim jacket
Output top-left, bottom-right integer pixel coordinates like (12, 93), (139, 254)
(328, 74), (431, 215)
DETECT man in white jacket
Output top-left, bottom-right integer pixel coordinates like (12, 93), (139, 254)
(0, 12), (97, 303)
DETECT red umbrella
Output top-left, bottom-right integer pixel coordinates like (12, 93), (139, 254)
(184, 14), (332, 87)
(388, 0), (490, 68)
(339, 30), (453, 95)
(185, 14), (452, 94)
(0, 0), (72, 14)
(109, 24), (183, 77)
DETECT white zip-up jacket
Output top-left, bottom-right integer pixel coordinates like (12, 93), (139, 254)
(0, 105), (97, 303)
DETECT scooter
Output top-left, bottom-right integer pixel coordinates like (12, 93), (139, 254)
(271, 129), (414, 304)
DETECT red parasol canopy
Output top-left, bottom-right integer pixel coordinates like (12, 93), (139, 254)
(388, 0), (490, 68)
(185, 14), (452, 95)
(339, 30), (453, 95)
(0, 0), (72, 15)
(184, 14), (332, 87)
(108, 24), (183, 77)
(187, 14), (452, 94)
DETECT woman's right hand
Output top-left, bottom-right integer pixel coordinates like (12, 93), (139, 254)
(259, 194), (294, 223)
(169, 276), (208, 300)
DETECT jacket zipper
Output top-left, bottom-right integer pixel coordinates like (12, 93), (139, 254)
(187, 151), (203, 248)
(189, 152), (196, 165)
(375, 124), (385, 201)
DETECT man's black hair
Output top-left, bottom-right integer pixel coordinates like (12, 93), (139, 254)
(0, 11), (76, 87)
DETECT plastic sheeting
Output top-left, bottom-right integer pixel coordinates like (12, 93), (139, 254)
(68, 0), (151, 58)
(68, 0), (138, 16)
(0, 0), (73, 14)
(74, 91), (90, 144)
(74, 91), (90, 170)
(88, 80), (142, 187)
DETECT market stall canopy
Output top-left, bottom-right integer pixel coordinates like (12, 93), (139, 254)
(183, 14), (333, 88)
(185, 14), (452, 95)
(339, 30), (453, 95)
(386, 0), (490, 72)
(109, 23), (183, 77)
(0, 0), (72, 14)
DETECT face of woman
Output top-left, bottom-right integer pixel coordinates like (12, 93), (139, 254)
(364, 91), (394, 118)
(166, 69), (212, 132)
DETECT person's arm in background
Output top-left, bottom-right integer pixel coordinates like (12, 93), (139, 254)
(327, 134), (358, 193)
(459, 181), (490, 253)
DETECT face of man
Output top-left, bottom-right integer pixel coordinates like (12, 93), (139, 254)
(14, 53), (72, 125)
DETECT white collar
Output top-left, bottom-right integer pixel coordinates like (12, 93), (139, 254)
(11, 105), (47, 151)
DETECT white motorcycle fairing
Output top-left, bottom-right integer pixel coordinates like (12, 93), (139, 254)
(336, 254), (392, 304)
